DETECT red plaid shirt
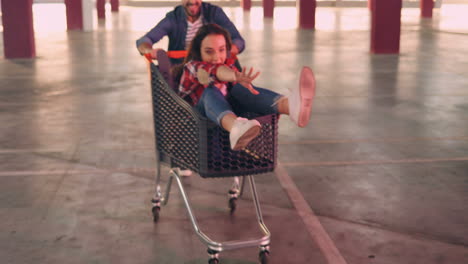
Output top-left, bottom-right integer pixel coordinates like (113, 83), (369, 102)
(178, 59), (238, 106)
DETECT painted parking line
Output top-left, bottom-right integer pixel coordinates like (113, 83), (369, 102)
(0, 169), (105, 177)
(279, 136), (468, 145)
(2, 156), (466, 176)
(275, 162), (348, 264)
(0, 168), (156, 177)
(0, 147), (153, 153)
(0, 149), (67, 153)
(281, 156), (468, 167)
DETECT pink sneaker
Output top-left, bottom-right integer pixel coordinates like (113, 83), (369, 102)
(289, 66), (316, 127)
(230, 117), (261, 151)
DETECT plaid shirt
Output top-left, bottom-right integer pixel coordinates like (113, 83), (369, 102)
(178, 59), (237, 105)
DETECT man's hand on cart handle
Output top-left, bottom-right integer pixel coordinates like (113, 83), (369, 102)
(143, 50), (161, 63)
(138, 42), (153, 55)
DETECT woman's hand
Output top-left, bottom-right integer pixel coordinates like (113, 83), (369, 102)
(235, 67), (260, 95)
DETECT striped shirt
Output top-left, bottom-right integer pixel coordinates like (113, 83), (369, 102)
(185, 16), (203, 49)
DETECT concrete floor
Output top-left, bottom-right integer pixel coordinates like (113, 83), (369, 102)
(1, 4), (468, 264)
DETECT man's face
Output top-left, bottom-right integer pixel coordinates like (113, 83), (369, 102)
(182, 0), (202, 18)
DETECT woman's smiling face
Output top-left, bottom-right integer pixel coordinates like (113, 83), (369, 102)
(200, 34), (227, 64)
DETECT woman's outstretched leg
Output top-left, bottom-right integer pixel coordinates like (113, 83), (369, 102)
(223, 114), (261, 151)
(275, 66), (316, 127)
(229, 66), (316, 127)
(196, 86), (261, 150)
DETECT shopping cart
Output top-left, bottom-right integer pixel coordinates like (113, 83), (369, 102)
(146, 50), (278, 264)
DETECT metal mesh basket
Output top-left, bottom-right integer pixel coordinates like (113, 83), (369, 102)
(150, 63), (278, 178)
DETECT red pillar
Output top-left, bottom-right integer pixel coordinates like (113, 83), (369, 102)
(241, 0), (251, 11)
(420, 0), (434, 18)
(97, 0), (106, 19)
(110, 0), (119, 12)
(298, 0), (316, 29)
(1, 0), (36, 58)
(65, 0), (83, 30)
(370, 0), (402, 54)
(263, 0), (274, 18)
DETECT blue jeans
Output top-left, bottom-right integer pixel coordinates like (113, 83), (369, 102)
(195, 83), (283, 126)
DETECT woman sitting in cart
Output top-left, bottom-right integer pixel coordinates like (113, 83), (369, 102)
(174, 23), (316, 151)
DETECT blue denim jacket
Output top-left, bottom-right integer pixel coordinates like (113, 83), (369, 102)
(136, 2), (245, 53)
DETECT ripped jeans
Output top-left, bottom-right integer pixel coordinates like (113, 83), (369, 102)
(195, 83), (283, 126)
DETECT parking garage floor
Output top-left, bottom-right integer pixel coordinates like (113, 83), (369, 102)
(0, 4), (467, 264)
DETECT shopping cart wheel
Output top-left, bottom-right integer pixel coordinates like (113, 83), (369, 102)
(207, 249), (219, 263)
(152, 206), (160, 222)
(259, 248), (270, 264)
(228, 197), (237, 213)
(208, 258), (219, 264)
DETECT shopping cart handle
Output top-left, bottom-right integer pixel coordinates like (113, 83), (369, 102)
(143, 50), (186, 61)
(146, 50), (238, 62)
(167, 50), (188, 59)
(144, 53), (153, 63)
(167, 50), (238, 61)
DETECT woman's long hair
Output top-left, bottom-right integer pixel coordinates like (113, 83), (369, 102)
(172, 23), (233, 83)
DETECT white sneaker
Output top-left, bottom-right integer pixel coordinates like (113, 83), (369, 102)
(289, 66), (316, 127)
(229, 117), (261, 151)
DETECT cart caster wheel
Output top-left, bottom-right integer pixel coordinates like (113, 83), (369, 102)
(228, 197), (237, 213)
(152, 206), (160, 222)
(208, 258), (219, 264)
(259, 250), (269, 264)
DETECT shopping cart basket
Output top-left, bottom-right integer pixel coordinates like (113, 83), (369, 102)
(147, 52), (278, 264)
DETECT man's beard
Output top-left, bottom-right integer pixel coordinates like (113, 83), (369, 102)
(185, 7), (200, 19)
